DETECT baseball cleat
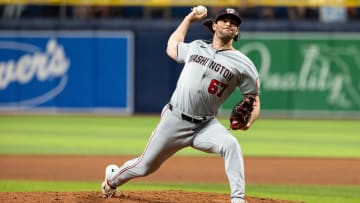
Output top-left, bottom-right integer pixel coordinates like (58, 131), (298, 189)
(101, 164), (119, 198)
(101, 180), (116, 198)
(231, 198), (247, 203)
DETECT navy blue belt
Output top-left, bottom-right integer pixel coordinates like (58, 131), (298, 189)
(168, 104), (208, 124)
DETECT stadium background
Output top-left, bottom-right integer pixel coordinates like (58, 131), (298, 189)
(1, 0), (360, 116)
(0, 1), (360, 203)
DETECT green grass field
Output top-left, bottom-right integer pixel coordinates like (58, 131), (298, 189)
(0, 115), (359, 203)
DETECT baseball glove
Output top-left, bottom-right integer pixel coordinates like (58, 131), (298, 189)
(229, 96), (256, 130)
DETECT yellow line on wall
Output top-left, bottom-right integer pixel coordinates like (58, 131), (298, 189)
(0, 0), (359, 7)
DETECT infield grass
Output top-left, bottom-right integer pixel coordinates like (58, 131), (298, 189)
(0, 115), (359, 158)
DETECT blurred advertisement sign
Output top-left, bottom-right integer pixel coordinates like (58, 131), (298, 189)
(0, 31), (134, 113)
(222, 32), (360, 117)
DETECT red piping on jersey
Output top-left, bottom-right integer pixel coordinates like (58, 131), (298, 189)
(108, 106), (170, 186)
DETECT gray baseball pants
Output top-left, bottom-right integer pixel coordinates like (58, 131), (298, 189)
(108, 104), (245, 200)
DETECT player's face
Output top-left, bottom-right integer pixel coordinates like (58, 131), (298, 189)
(213, 17), (239, 41)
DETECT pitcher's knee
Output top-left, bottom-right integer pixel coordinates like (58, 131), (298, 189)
(221, 136), (240, 155)
(225, 136), (239, 149)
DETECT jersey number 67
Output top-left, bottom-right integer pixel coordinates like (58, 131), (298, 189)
(208, 79), (228, 97)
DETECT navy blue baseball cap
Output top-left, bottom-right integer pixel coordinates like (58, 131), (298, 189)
(202, 8), (242, 41)
(215, 8), (242, 26)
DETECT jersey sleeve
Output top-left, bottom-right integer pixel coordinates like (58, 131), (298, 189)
(238, 62), (261, 96)
(176, 42), (190, 63)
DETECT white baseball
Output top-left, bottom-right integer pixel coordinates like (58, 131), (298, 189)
(195, 5), (207, 15)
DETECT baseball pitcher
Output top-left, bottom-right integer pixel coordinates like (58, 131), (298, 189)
(102, 6), (261, 203)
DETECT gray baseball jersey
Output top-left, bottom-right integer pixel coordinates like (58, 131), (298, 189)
(171, 40), (259, 116)
(107, 39), (260, 202)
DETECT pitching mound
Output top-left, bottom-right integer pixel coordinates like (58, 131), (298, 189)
(0, 190), (301, 203)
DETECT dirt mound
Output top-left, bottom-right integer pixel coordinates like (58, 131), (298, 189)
(2, 156), (359, 185)
(0, 191), (301, 203)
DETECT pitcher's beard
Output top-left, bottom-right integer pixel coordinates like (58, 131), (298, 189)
(219, 34), (234, 44)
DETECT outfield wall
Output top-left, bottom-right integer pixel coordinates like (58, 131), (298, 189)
(0, 30), (134, 113)
(223, 32), (360, 118)
(0, 19), (359, 118)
